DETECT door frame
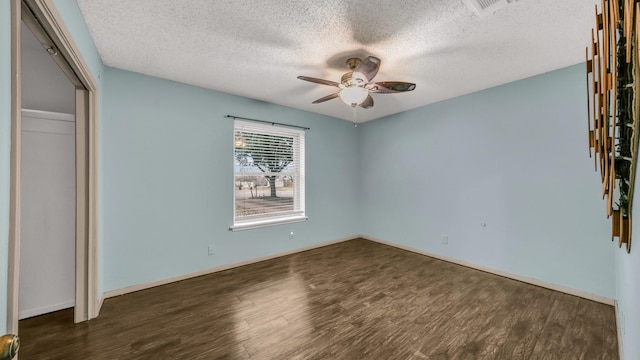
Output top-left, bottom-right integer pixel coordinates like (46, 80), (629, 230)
(8, 0), (100, 332)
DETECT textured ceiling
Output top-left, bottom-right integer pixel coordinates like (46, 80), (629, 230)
(76, 0), (598, 123)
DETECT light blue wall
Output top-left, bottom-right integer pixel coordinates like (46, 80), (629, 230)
(0, 0), (12, 335)
(359, 64), (615, 299)
(102, 67), (360, 292)
(616, 212), (640, 358)
(53, 0), (105, 297)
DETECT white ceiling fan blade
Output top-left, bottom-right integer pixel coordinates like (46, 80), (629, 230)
(312, 93), (340, 104)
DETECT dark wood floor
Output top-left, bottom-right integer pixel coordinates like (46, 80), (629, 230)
(19, 238), (618, 359)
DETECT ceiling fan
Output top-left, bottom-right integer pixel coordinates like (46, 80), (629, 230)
(297, 56), (416, 109)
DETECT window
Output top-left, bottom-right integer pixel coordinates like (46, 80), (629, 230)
(231, 120), (306, 230)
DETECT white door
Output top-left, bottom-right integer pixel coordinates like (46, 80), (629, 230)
(19, 109), (76, 319)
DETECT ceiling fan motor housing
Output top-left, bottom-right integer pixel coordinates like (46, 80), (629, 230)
(346, 57), (362, 70)
(341, 72), (366, 87)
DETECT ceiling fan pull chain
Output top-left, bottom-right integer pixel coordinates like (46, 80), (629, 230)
(353, 106), (358, 128)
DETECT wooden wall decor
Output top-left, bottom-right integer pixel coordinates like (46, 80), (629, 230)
(586, 0), (640, 253)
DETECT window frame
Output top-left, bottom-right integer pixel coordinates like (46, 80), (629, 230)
(230, 120), (307, 231)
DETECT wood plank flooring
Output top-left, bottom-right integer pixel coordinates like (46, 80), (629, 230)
(19, 238), (618, 359)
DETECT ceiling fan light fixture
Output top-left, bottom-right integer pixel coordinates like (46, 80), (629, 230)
(339, 86), (368, 107)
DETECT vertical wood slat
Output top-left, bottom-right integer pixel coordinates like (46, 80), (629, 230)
(592, 29), (600, 172)
(625, 0), (633, 63)
(594, 9), (608, 185)
(607, 4), (616, 217)
(587, 48), (594, 158)
(602, 0), (610, 73)
(619, 215), (628, 246)
(595, 20), (605, 179)
(612, 209), (621, 239)
(611, 0), (620, 28)
(596, 5), (610, 194)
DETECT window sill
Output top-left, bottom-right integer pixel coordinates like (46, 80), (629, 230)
(229, 215), (308, 231)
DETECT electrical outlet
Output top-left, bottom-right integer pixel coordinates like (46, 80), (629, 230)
(208, 245), (215, 255)
(289, 232), (294, 239)
(442, 235), (448, 244)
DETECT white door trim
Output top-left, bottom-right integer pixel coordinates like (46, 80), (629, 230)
(8, 0), (22, 335)
(8, 0), (100, 332)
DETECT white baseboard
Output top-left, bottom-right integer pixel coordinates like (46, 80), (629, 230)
(19, 299), (75, 320)
(103, 234), (615, 307)
(103, 235), (357, 299)
(615, 300), (624, 360)
(360, 235), (616, 306)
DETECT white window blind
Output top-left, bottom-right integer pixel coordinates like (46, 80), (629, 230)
(231, 120), (306, 230)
